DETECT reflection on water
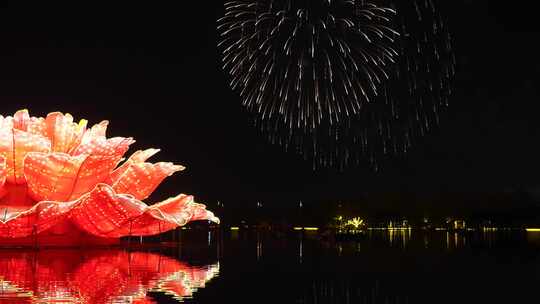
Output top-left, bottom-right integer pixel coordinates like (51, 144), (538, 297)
(0, 229), (539, 303)
(300, 279), (410, 304)
(0, 249), (219, 303)
(339, 228), (537, 250)
(218, 229), (540, 303)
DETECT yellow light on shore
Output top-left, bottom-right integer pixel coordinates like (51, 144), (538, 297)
(293, 227), (319, 231)
(526, 228), (540, 232)
(230, 227), (240, 230)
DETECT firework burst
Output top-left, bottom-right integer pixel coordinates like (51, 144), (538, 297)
(218, 0), (455, 170)
(218, 0), (400, 130)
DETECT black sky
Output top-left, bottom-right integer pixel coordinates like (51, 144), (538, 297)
(0, 1), (539, 208)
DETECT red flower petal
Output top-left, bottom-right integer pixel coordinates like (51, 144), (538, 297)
(69, 184), (218, 238)
(83, 120), (109, 139)
(13, 109), (30, 131)
(0, 200), (76, 238)
(9, 110), (49, 137)
(106, 148), (183, 200)
(45, 112), (87, 153)
(107, 148), (160, 184)
(104, 194), (195, 237)
(0, 128), (51, 184)
(0, 155), (6, 188)
(0, 115), (13, 130)
(71, 136), (134, 157)
(106, 193), (219, 238)
(111, 162), (184, 200)
(24, 152), (122, 202)
(69, 184), (147, 237)
(27, 116), (48, 137)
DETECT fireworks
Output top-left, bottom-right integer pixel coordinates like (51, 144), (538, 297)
(218, 0), (400, 129)
(218, 0), (455, 170)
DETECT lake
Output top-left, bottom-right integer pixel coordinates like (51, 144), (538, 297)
(0, 229), (539, 303)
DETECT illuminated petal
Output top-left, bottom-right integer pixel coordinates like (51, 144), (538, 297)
(44, 112), (88, 153)
(111, 162), (184, 200)
(0, 115), (13, 130)
(27, 116), (48, 137)
(69, 184), (218, 238)
(13, 109), (50, 138)
(24, 152), (122, 202)
(130, 195), (219, 236)
(88, 120), (109, 137)
(79, 120), (109, 145)
(0, 200), (76, 238)
(0, 128), (51, 184)
(13, 109), (30, 131)
(0, 156), (6, 199)
(71, 136), (134, 157)
(67, 119), (88, 154)
(0, 156), (5, 188)
(107, 148), (160, 184)
(69, 184), (147, 236)
(45, 112), (72, 152)
(104, 193), (219, 238)
(128, 148), (161, 163)
(185, 201), (220, 222)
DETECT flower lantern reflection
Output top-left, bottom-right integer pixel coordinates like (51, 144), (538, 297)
(0, 250), (219, 303)
(0, 110), (219, 245)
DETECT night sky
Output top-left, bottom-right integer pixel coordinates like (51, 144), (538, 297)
(0, 1), (539, 210)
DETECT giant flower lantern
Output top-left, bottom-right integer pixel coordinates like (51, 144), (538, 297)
(0, 110), (219, 246)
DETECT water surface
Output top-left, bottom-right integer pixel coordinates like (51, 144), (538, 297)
(0, 229), (539, 303)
